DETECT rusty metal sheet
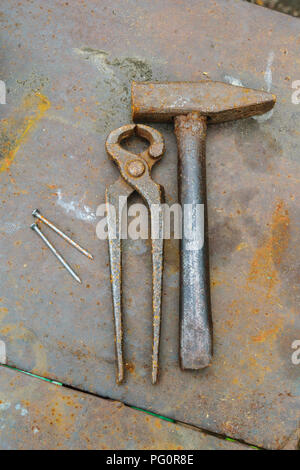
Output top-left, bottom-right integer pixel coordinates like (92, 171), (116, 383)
(282, 427), (300, 450)
(0, 0), (299, 450)
(0, 367), (251, 450)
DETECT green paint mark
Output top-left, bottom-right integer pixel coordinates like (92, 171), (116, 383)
(131, 405), (175, 423)
(1, 364), (63, 386)
(226, 436), (259, 449)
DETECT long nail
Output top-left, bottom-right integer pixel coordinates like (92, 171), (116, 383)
(32, 209), (93, 260)
(31, 223), (82, 284)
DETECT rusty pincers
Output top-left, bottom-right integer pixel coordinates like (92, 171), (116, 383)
(105, 124), (165, 384)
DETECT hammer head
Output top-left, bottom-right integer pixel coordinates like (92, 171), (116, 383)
(132, 81), (276, 124)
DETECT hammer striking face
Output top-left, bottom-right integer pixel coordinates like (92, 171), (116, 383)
(131, 80), (276, 371)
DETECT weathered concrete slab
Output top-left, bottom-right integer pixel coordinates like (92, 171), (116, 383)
(0, 0), (299, 449)
(0, 367), (250, 450)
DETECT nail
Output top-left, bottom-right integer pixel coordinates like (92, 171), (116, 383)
(32, 209), (93, 260)
(31, 223), (82, 284)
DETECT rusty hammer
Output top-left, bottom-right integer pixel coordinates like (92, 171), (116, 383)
(131, 80), (276, 370)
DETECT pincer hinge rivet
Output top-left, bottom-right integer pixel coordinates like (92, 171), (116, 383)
(126, 159), (145, 177)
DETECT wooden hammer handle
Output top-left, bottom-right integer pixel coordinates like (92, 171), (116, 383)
(175, 113), (213, 369)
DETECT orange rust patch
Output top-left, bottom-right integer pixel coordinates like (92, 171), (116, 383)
(154, 418), (162, 429)
(0, 92), (50, 173)
(0, 326), (13, 334)
(125, 362), (136, 376)
(251, 325), (281, 343)
(235, 242), (248, 252)
(0, 307), (8, 322)
(248, 201), (290, 294)
(227, 299), (240, 316)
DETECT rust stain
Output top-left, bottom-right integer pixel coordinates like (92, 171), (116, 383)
(0, 92), (51, 173)
(154, 418), (162, 429)
(227, 299), (241, 316)
(235, 242), (248, 252)
(0, 307), (8, 322)
(125, 362), (135, 374)
(251, 325), (281, 343)
(43, 394), (78, 435)
(248, 201), (290, 294)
